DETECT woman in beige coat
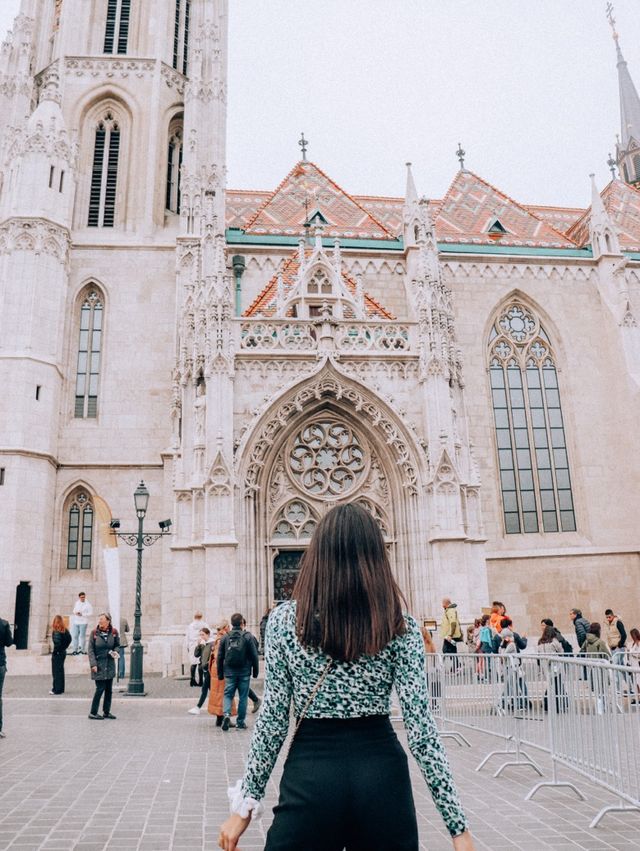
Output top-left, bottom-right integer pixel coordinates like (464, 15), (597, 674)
(208, 620), (237, 726)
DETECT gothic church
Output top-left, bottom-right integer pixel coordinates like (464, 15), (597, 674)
(1, 0), (639, 667)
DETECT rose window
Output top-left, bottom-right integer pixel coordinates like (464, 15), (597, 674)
(289, 420), (367, 497)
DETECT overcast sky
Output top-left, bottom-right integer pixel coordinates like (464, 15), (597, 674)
(1, 1), (639, 206)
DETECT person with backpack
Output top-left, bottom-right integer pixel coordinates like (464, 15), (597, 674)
(217, 613), (259, 731)
(540, 618), (573, 655)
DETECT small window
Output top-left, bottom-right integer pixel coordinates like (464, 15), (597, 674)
(66, 491), (94, 570)
(104, 0), (131, 55)
(0, 468), (5, 486)
(49, 165), (55, 188)
(36, 385), (41, 400)
(59, 170), (65, 193)
(165, 123), (183, 213)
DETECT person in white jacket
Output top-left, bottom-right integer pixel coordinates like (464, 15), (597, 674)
(185, 612), (209, 687)
(70, 592), (93, 654)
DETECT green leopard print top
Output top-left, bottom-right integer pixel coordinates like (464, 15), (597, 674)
(240, 601), (468, 837)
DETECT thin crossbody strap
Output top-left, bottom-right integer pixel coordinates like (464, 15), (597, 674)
(284, 658), (333, 760)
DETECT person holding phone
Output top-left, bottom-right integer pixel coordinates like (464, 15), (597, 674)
(87, 612), (120, 720)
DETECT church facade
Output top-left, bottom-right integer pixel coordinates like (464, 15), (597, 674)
(1, 0), (639, 669)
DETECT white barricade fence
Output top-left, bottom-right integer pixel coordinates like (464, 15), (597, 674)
(424, 652), (640, 828)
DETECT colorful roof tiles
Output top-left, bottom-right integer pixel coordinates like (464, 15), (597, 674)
(566, 178), (640, 252)
(243, 248), (395, 319)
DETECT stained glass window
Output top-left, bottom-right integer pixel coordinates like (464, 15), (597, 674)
(489, 303), (576, 535)
(75, 290), (103, 418)
(66, 492), (93, 570)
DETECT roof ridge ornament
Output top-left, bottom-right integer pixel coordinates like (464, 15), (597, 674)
(455, 142), (466, 171)
(298, 131), (308, 161)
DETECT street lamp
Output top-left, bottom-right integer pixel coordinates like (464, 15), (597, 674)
(110, 480), (171, 696)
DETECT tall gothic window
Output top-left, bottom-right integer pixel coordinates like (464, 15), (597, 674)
(173, 0), (190, 75)
(66, 491), (94, 570)
(87, 112), (120, 227)
(166, 122), (183, 213)
(104, 0), (131, 54)
(75, 289), (103, 418)
(489, 302), (576, 535)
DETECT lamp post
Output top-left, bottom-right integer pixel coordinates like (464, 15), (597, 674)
(110, 481), (171, 696)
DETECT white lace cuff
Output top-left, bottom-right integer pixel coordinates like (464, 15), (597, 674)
(227, 779), (264, 820)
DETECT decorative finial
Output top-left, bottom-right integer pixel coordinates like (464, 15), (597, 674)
(607, 152), (617, 179)
(455, 142), (466, 170)
(606, 2), (619, 44)
(298, 132), (308, 161)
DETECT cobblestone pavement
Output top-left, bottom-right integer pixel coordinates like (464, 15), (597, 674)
(1, 679), (639, 850)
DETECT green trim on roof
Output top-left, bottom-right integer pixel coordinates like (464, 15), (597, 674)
(437, 242), (593, 258)
(225, 229), (402, 250)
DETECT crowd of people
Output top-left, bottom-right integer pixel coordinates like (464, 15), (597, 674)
(429, 598), (640, 701)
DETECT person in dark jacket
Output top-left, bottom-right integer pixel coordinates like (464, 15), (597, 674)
(570, 608), (590, 649)
(50, 615), (71, 695)
(87, 612), (120, 720)
(0, 616), (15, 738)
(217, 612), (259, 731)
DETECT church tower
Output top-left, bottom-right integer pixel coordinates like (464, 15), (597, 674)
(0, 0), (229, 654)
(608, 4), (640, 185)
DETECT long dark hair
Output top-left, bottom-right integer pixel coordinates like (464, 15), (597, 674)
(538, 625), (556, 645)
(293, 502), (406, 663)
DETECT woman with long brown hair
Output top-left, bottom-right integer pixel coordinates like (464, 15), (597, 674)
(218, 502), (474, 850)
(50, 615), (71, 695)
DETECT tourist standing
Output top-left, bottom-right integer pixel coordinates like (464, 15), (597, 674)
(188, 627), (214, 715)
(185, 612), (209, 687)
(537, 624), (566, 712)
(604, 608), (627, 666)
(70, 592), (93, 654)
(118, 617), (129, 680)
(217, 613), (259, 731)
(628, 628), (640, 699)
(579, 623), (611, 658)
(439, 598), (462, 655)
(87, 613), (120, 720)
(50, 615), (71, 695)
(208, 619), (237, 727)
(0, 616), (14, 739)
(489, 602), (506, 633)
(217, 503), (474, 851)
(569, 608), (590, 650)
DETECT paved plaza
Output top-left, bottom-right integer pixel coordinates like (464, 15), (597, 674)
(1, 675), (639, 851)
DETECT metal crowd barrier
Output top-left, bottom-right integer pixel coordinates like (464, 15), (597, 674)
(423, 651), (640, 828)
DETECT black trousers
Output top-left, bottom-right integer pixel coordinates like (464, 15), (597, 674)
(265, 715), (419, 851)
(51, 652), (66, 694)
(90, 678), (113, 716)
(197, 670), (211, 708)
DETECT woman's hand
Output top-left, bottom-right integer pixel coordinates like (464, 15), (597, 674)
(453, 830), (476, 850)
(218, 814), (251, 850)
(91, 666), (97, 673)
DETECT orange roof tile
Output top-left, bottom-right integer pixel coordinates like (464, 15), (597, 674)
(433, 170), (578, 247)
(566, 179), (640, 251)
(243, 248), (395, 319)
(242, 161), (396, 240)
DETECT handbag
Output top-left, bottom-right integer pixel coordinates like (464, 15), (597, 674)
(283, 658), (334, 761)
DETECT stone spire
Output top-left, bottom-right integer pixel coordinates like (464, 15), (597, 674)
(589, 173), (621, 259)
(403, 162), (420, 248)
(608, 4), (640, 183)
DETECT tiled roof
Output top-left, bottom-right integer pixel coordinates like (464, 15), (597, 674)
(241, 161), (396, 240)
(226, 189), (271, 229)
(566, 179), (640, 251)
(243, 248), (395, 319)
(433, 170), (578, 247)
(524, 204), (586, 235)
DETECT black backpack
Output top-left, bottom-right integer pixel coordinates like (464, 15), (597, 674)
(557, 633), (573, 655)
(224, 629), (248, 668)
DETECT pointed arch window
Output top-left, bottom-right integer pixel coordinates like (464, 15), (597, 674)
(173, 0), (191, 75)
(104, 0), (131, 54)
(75, 289), (103, 418)
(66, 491), (94, 570)
(489, 302), (576, 535)
(88, 112), (120, 227)
(166, 122), (183, 213)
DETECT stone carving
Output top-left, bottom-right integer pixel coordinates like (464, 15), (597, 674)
(243, 371), (419, 496)
(271, 499), (318, 539)
(335, 324), (410, 351)
(206, 450), (232, 496)
(289, 419), (367, 499)
(235, 360), (318, 382)
(64, 57), (155, 80)
(160, 62), (186, 95)
(0, 219), (69, 263)
(240, 322), (317, 351)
